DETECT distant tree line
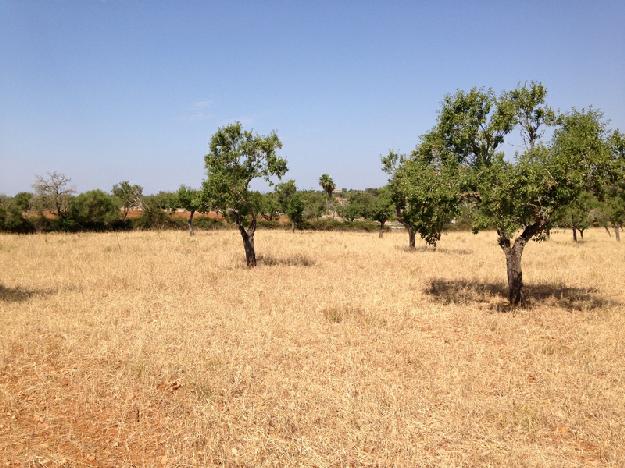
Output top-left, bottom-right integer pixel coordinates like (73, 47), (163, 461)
(2, 82), (624, 303)
(0, 171), (393, 236)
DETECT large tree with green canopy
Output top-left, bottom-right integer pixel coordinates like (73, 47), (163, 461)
(429, 84), (611, 305)
(202, 122), (287, 267)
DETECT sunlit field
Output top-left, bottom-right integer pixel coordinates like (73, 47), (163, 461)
(1, 229), (624, 466)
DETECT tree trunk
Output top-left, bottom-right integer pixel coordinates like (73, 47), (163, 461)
(379, 221), (385, 238)
(615, 224), (621, 242)
(579, 229), (584, 240)
(408, 227), (416, 250)
(604, 225), (612, 237)
(188, 210), (195, 236)
(572, 227), (578, 242)
(498, 225), (541, 307)
(237, 219), (257, 267)
(503, 244), (524, 306)
(291, 221), (295, 233)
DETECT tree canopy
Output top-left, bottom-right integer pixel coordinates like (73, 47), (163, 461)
(202, 122), (287, 266)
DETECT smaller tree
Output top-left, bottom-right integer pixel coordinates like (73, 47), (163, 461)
(177, 185), (209, 236)
(383, 149), (459, 250)
(112, 181), (143, 219)
(338, 191), (373, 223)
(33, 171), (75, 218)
(604, 130), (625, 240)
(152, 191), (178, 213)
(556, 192), (597, 241)
(276, 180), (304, 231)
(203, 122), (287, 267)
(368, 187), (395, 238)
(383, 151), (419, 249)
(299, 190), (326, 220)
(259, 192), (280, 221)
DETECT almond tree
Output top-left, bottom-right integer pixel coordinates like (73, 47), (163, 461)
(368, 187), (394, 238)
(276, 179), (304, 231)
(382, 151), (420, 249)
(604, 130), (625, 240)
(202, 122), (287, 267)
(176, 185), (208, 236)
(432, 85), (610, 305)
(112, 181), (143, 219)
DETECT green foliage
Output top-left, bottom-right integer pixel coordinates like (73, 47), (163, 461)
(555, 192), (598, 233)
(259, 192), (280, 221)
(602, 130), (625, 228)
(507, 82), (557, 148)
(299, 190), (326, 220)
(425, 85), (611, 244)
(367, 187), (394, 226)
(276, 180), (304, 229)
(112, 181), (143, 218)
(435, 87), (517, 166)
(395, 151), (461, 246)
(136, 197), (170, 229)
(176, 185), (208, 213)
(318, 173), (336, 198)
(0, 196), (35, 233)
(13, 192), (33, 212)
(202, 122), (287, 229)
(285, 193), (305, 229)
(337, 191), (373, 222)
(276, 179), (297, 208)
(383, 142), (461, 247)
(68, 190), (120, 229)
(149, 192), (178, 212)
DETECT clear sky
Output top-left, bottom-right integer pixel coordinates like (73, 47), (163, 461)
(1, 0), (624, 195)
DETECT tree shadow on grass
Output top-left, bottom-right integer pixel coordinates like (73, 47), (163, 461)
(0, 284), (52, 303)
(425, 279), (618, 312)
(258, 254), (316, 267)
(395, 246), (473, 255)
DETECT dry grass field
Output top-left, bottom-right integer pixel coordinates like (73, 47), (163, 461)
(1, 229), (624, 466)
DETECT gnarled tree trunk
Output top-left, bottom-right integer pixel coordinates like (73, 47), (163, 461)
(379, 220), (385, 238)
(615, 224), (621, 242)
(237, 218), (257, 267)
(498, 223), (542, 306)
(503, 244), (524, 305)
(572, 227), (578, 242)
(188, 210), (195, 236)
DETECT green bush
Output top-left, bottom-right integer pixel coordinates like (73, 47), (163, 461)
(67, 190), (120, 230)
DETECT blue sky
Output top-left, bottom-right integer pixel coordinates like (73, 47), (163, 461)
(1, 0), (624, 195)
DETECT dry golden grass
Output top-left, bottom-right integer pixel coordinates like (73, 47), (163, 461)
(1, 228), (624, 466)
